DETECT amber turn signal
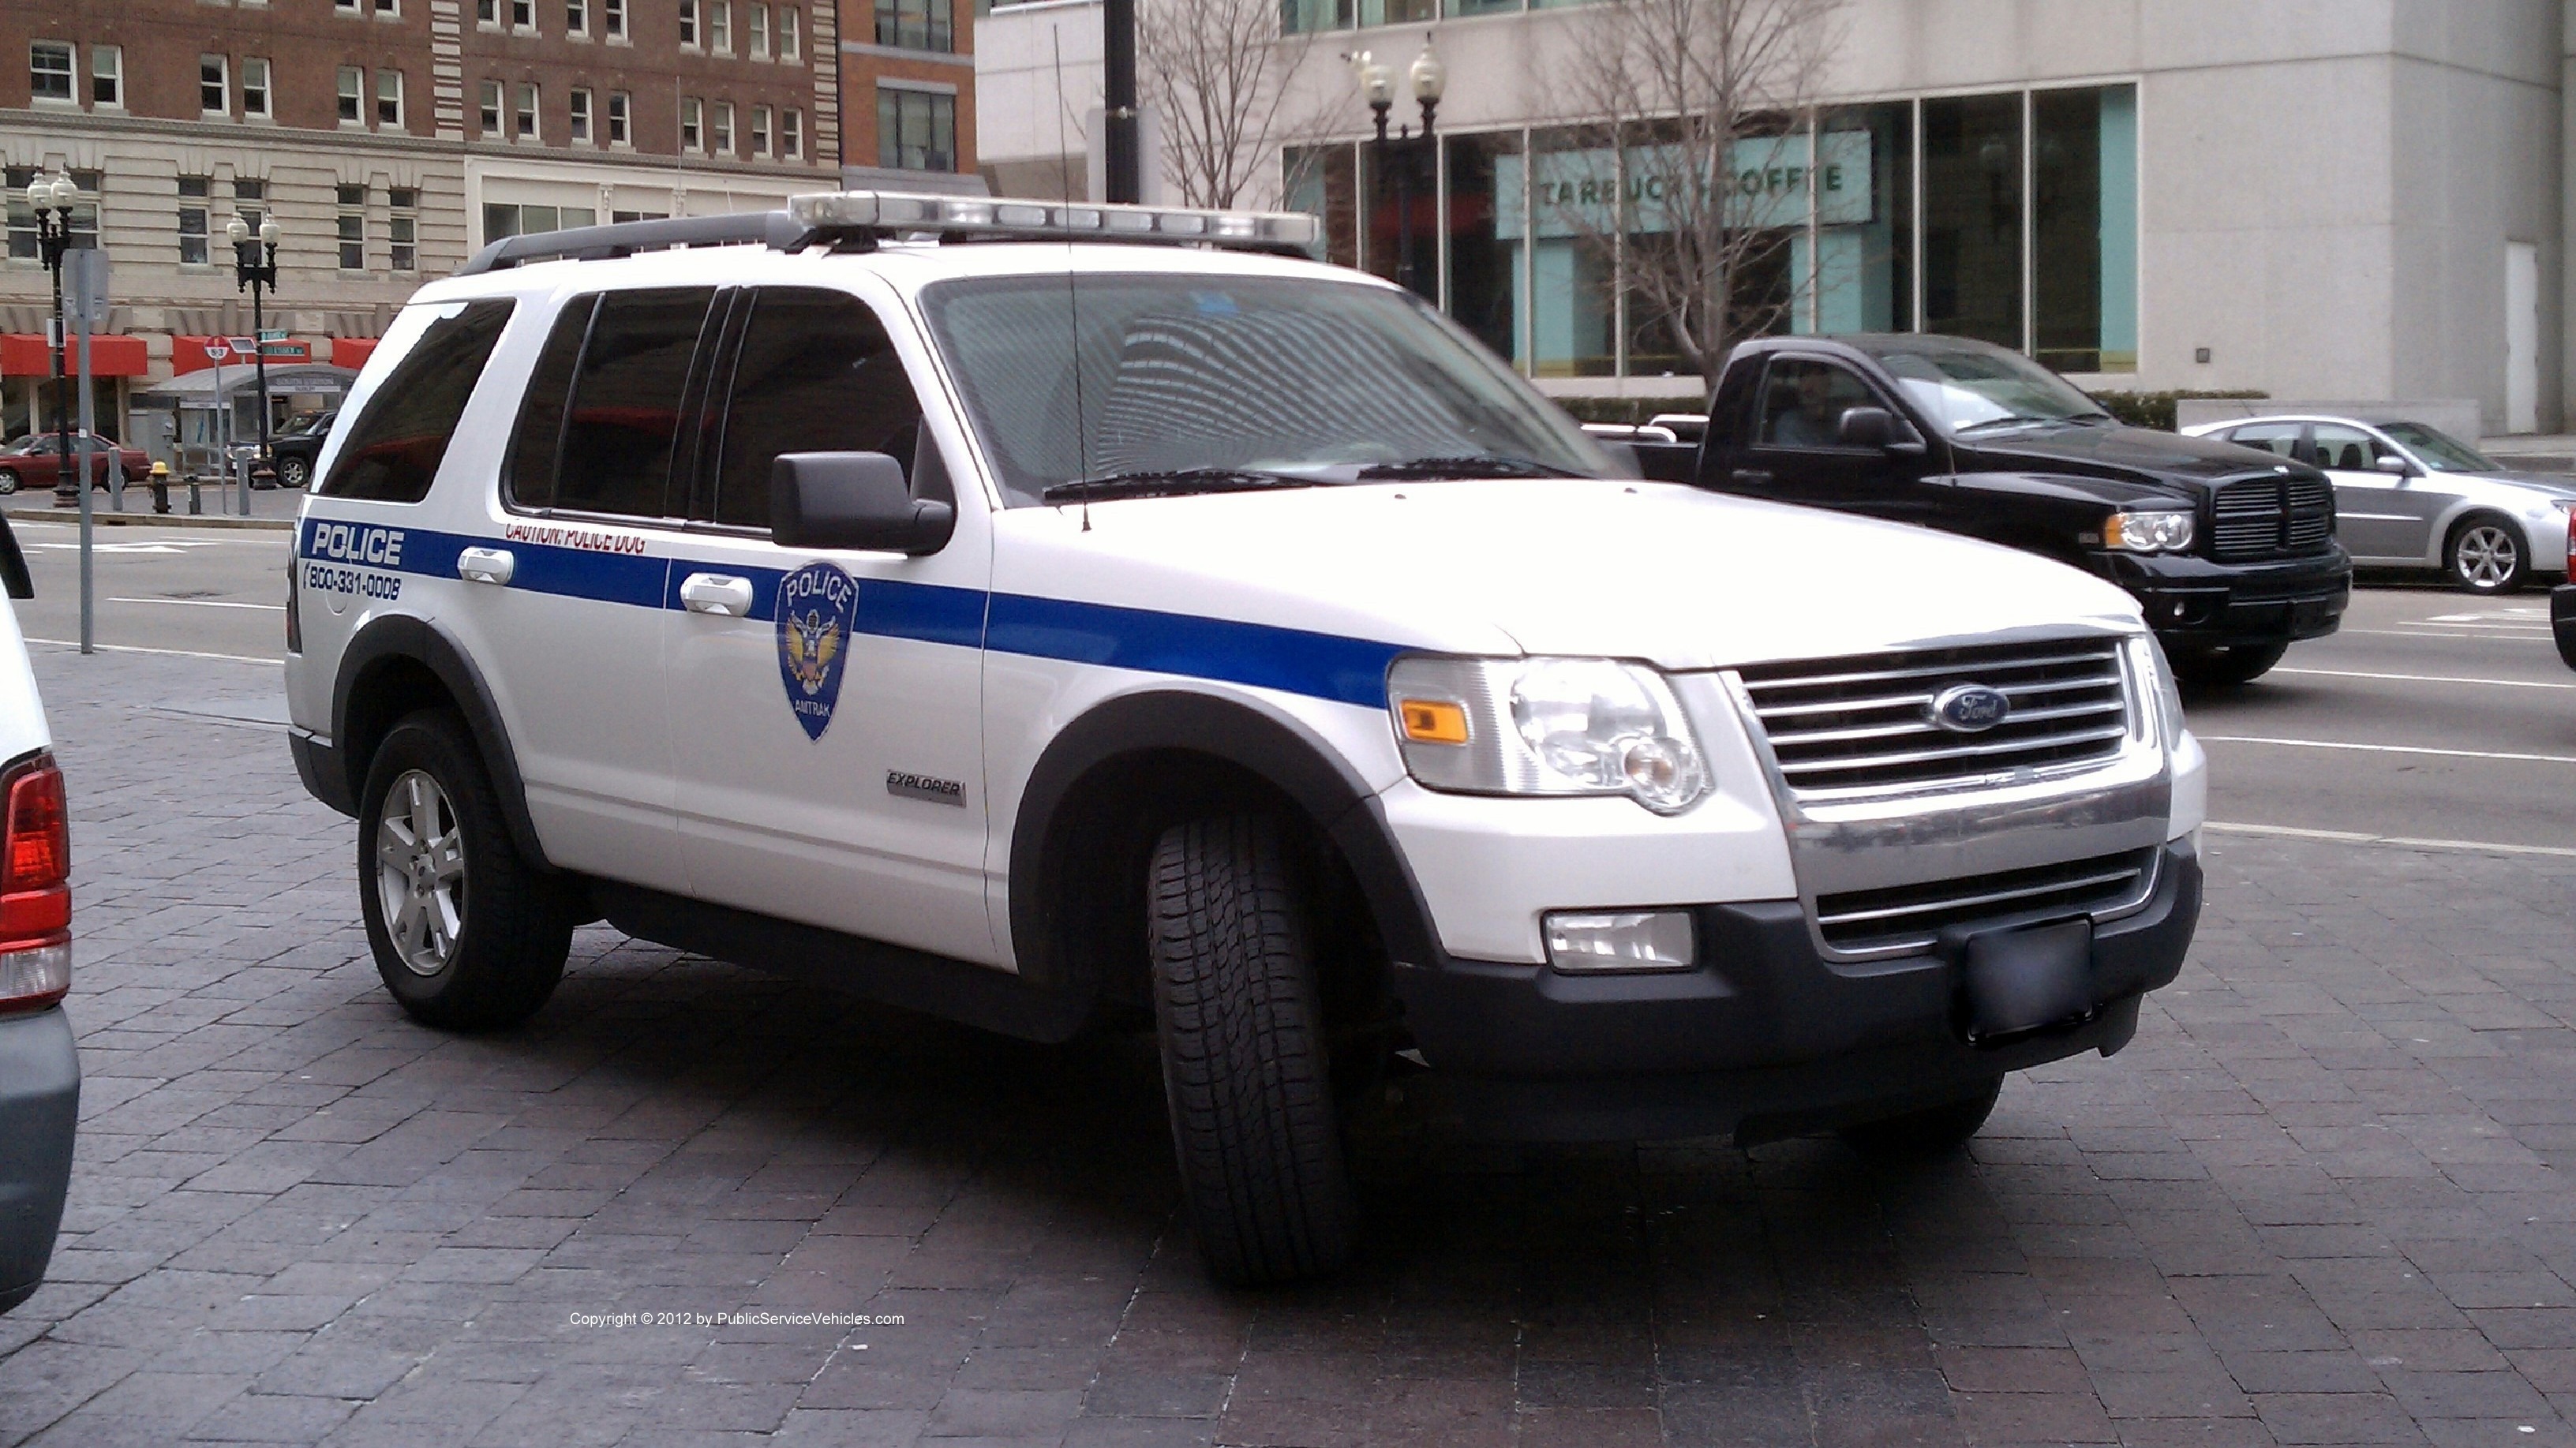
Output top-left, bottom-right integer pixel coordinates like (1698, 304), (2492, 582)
(1396, 698), (1470, 745)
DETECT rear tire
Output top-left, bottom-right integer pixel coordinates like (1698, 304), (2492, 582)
(0, 470), (21, 496)
(279, 456), (310, 490)
(1148, 814), (1357, 1287)
(2447, 513), (2527, 594)
(1840, 1077), (2004, 1157)
(358, 709), (571, 1030)
(2171, 640), (2289, 687)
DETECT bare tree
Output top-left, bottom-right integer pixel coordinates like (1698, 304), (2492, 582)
(1553, 0), (1848, 376)
(1136, 0), (1321, 209)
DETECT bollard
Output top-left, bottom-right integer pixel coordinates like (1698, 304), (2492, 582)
(186, 477), (203, 515)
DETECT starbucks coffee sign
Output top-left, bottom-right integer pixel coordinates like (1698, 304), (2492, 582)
(1499, 129), (1874, 240)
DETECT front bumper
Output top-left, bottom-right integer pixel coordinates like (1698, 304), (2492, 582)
(2553, 585), (2576, 671)
(1389, 838), (2199, 1143)
(2102, 548), (2351, 649)
(0, 1006), (78, 1315)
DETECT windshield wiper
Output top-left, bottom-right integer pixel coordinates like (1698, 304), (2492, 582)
(1355, 454), (1586, 481)
(1956, 413), (2092, 434)
(1040, 468), (1318, 504)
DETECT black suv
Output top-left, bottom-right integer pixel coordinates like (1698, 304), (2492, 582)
(1673, 335), (2350, 685)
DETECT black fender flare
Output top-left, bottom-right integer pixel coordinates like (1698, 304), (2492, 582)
(1006, 690), (1441, 990)
(331, 613), (552, 870)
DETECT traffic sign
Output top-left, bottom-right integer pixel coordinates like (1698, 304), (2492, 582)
(203, 341), (230, 361)
(64, 249), (110, 327)
(256, 328), (287, 342)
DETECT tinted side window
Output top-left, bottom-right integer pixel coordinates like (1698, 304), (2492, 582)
(556, 287), (716, 518)
(318, 299), (515, 502)
(504, 295), (597, 510)
(710, 288), (923, 531)
(1756, 358), (1879, 448)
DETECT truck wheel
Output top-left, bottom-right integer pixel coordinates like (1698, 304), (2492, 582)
(1840, 1077), (2004, 1157)
(358, 709), (571, 1031)
(1148, 814), (1357, 1287)
(279, 456), (310, 489)
(2447, 514), (2526, 594)
(2170, 641), (2289, 687)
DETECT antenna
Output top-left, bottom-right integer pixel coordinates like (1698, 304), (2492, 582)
(1053, 24), (1091, 532)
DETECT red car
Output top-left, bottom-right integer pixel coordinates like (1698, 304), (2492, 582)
(0, 432), (151, 496)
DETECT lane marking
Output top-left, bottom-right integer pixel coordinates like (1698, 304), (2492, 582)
(2271, 666), (2576, 691)
(107, 596), (286, 612)
(2345, 628), (2555, 642)
(2207, 821), (2576, 860)
(23, 638), (280, 665)
(2199, 735), (2576, 765)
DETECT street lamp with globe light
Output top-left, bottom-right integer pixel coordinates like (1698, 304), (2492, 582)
(27, 173), (85, 508)
(227, 213), (282, 511)
(1351, 36), (1443, 300)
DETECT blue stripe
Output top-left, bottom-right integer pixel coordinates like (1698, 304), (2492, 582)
(302, 518), (1401, 708)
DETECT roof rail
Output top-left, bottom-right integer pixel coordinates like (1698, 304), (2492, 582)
(457, 210), (812, 276)
(451, 189), (1324, 277)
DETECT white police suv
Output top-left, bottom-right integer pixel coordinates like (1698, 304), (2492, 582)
(285, 191), (2207, 1285)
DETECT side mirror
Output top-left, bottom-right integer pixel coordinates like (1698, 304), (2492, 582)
(1837, 406), (1896, 447)
(771, 451), (956, 556)
(2372, 455), (2413, 477)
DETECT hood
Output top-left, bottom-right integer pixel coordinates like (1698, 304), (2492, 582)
(1963, 422), (2297, 489)
(993, 478), (2145, 673)
(2470, 467), (2576, 499)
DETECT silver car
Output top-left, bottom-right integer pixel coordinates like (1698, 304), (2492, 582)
(2182, 414), (2576, 593)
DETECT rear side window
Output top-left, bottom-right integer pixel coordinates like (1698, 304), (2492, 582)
(504, 295), (596, 510)
(526, 287), (715, 518)
(709, 288), (923, 531)
(317, 299), (515, 502)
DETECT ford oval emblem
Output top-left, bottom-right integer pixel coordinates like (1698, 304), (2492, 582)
(1930, 683), (2012, 734)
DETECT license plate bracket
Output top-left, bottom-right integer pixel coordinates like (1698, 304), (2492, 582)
(1958, 915), (2095, 1046)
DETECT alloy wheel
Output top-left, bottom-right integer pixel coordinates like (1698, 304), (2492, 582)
(2454, 525), (2518, 590)
(374, 769), (467, 975)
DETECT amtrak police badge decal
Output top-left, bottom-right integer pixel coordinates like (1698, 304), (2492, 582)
(777, 563), (856, 741)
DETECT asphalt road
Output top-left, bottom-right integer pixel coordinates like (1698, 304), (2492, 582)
(4, 518), (290, 662)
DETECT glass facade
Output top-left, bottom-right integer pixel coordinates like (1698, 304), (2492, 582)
(1286, 84), (2135, 380)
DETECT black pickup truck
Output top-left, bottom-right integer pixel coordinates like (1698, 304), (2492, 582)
(1635, 334), (2350, 685)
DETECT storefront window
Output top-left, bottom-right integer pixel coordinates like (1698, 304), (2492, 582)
(1518, 128), (1617, 377)
(2033, 84), (2136, 372)
(1286, 144), (1357, 269)
(1363, 138), (1438, 299)
(1922, 93), (2022, 349)
(1444, 131), (1523, 368)
(1804, 102), (1911, 334)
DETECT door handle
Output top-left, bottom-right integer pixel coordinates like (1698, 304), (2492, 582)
(680, 572), (755, 617)
(457, 547), (514, 586)
(1734, 469), (1774, 485)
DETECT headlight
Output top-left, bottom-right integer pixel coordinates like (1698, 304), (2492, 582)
(2131, 633), (2185, 750)
(2103, 510), (2194, 553)
(1387, 655), (1711, 814)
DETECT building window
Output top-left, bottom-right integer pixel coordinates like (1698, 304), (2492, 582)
(516, 82), (539, 140)
(29, 41), (72, 103)
(375, 0), (400, 17)
(750, 103), (771, 157)
(568, 87), (592, 142)
(477, 0), (497, 22)
(178, 177), (211, 264)
(781, 106), (801, 159)
(338, 184), (367, 270)
(378, 69), (403, 128)
(89, 44), (120, 107)
(2032, 86), (2138, 372)
(338, 65), (364, 123)
(878, 86), (954, 172)
(242, 57), (271, 118)
(339, 0), (360, 12)
(478, 79), (502, 134)
(680, 95), (702, 150)
(389, 186), (417, 271)
(6, 167), (100, 259)
(874, 0), (949, 51)
(611, 209), (667, 223)
(233, 177), (264, 236)
(483, 201), (595, 242)
(604, 0), (625, 39)
(712, 100), (734, 155)
(567, 0), (587, 35)
(678, 0), (697, 45)
(778, 5), (799, 58)
(200, 54), (228, 114)
(748, 2), (768, 58)
(709, 0), (730, 51)
(608, 90), (631, 144)
(512, 0), (534, 27)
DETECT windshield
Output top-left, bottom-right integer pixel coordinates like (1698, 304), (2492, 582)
(2379, 421), (2499, 473)
(921, 273), (1608, 504)
(1859, 341), (2109, 434)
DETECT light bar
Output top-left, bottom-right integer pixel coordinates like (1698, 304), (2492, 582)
(786, 190), (1320, 253)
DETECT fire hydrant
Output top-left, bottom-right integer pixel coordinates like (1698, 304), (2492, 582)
(147, 461), (172, 515)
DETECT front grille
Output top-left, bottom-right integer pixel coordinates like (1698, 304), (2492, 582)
(2211, 474), (2334, 560)
(1814, 847), (2160, 955)
(1735, 638), (2132, 799)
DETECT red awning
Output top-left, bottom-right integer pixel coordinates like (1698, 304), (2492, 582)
(330, 338), (380, 371)
(0, 334), (148, 378)
(172, 335), (313, 374)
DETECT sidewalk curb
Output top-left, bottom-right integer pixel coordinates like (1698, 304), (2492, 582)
(2, 508), (294, 533)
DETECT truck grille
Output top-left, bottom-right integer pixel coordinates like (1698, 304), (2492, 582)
(1735, 638), (2132, 799)
(2211, 474), (2334, 560)
(1814, 846), (2161, 955)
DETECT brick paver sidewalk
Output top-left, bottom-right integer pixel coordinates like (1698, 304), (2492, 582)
(3, 645), (2574, 1446)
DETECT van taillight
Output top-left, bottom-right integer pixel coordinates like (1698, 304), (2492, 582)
(0, 755), (70, 1015)
(2565, 509), (2574, 574)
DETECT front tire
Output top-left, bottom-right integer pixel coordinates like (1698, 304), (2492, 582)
(1840, 1077), (2005, 1157)
(2171, 640), (2290, 687)
(1148, 815), (1357, 1287)
(358, 710), (571, 1030)
(2447, 514), (2527, 594)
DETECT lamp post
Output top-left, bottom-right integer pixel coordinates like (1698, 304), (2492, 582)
(1354, 36), (1443, 301)
(27, 174), (82, 508)
(227, 215), (281, 514)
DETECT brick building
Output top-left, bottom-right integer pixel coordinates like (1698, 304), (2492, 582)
(3, 0), (840, 453)
(837, 0), (973, 190)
